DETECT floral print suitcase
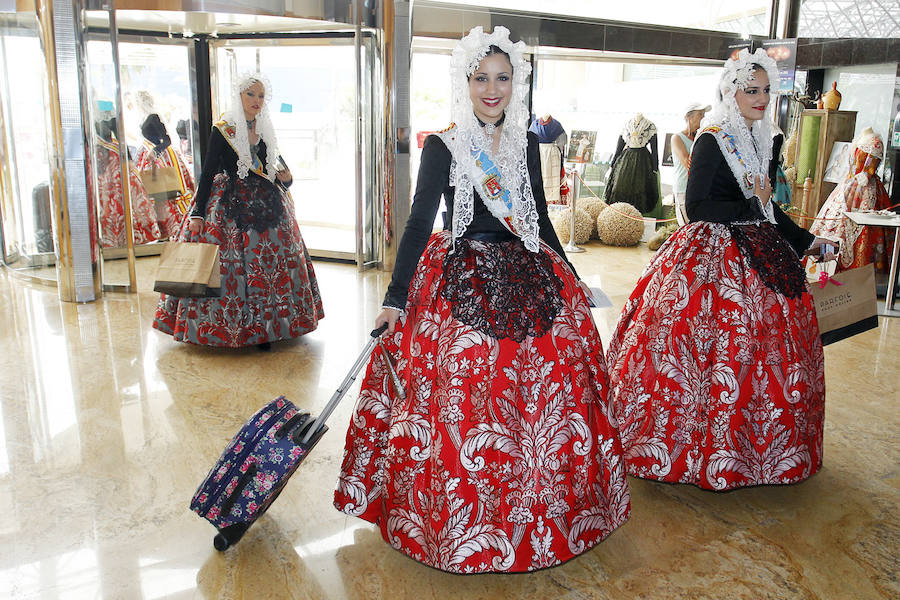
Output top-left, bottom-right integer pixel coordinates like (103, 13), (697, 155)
(190, 396), (326, 550)
(190, 325), (393, 551)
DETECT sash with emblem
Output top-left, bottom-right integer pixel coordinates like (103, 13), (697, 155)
(215, 120), (269, 180)
(468, 143), (521, 237)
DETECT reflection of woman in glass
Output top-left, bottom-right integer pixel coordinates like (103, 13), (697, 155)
(607, 49), (835, 491)
(153, 72), (323, 349)
(334, 26), (629, 573)
(135, 113), (196, 238)
(809, 128), (892, 272)
(95, 117), (160, 247)
(176, 119), (193, 168)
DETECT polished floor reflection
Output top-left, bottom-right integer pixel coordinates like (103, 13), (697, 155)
(0, 243), (896, 599)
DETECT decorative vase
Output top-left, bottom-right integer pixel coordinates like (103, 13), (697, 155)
(822, 81), (842, 111)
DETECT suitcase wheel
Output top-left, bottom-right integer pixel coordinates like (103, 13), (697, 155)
(213, 533), (231, 551)
(213, 522), (250, 551)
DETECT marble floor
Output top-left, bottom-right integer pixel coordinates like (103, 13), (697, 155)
(0, 241), (897, 599)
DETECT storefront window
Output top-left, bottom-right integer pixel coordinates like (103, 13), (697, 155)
(434, 0), (772, 36)
(410, 49), (451, 228)
(532, 58), (721, 197)
(822, 63), (896, 173)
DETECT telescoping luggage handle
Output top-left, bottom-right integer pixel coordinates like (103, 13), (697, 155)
(297, 324), (391, 446)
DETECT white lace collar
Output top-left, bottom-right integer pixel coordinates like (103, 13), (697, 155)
(622, 113), (656, 148)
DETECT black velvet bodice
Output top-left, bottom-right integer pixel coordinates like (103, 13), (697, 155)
(383, 131), (575, 310)
(191, 127), (289, 218)
(685, 132), (813, 256)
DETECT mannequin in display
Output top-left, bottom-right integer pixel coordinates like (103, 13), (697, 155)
(135, 112), (195, 239)
(605, 113), (660, 214)
(95, 117), (160, 247)
(176, 119), (193, 169)
(529, 113), (569, 203)
(808, 127), (893, 272)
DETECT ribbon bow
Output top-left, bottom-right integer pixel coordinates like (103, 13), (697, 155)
(818, 271), (843, 289)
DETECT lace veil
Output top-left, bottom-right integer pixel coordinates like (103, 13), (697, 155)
(223, 72), (280, 182)
(701, 48), (779, 223)
(440, 26), (540, 252)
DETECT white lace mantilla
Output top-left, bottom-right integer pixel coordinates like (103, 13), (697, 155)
(442, 26), (540, 253)
(700, 48), (780, 225)
(224, 71), (280, 181)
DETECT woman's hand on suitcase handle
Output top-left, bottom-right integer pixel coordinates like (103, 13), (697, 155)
(374, 307), (402, 335)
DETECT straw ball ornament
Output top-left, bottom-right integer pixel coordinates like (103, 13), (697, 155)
(578, 198), (608, 238)
(551, 208), (593, 245)
(597, 202), (644, 246)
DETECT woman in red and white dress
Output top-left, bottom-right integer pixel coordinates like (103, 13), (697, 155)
(95, 118), (160, 247)
(606, 49), (835, 491)
(153, 72), (323, 349)
(334, 26), (629, 573)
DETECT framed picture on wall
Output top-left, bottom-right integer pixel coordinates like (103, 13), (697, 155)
(661, 133), (674, 166)
(567, 130), (596, 163)
(823, 141), (852, 183)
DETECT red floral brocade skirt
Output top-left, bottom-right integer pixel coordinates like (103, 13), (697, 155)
(606, 222), (825, 491)
(334, 232), (630, 573)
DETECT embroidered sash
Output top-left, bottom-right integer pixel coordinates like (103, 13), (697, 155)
(469, 143), (521, 238)
(215, 120), (268, 179)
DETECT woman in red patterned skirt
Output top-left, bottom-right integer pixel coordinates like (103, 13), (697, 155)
(95, 118), (160, 247)
(606, 49), (836, 491)
(153, 72), (323, 349)
(334, 26), (630, 573)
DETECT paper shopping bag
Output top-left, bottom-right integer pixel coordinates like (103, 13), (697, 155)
(140, 163), (183, 199)
(153, 242), (221, 297)
(810, 263), (878, 345)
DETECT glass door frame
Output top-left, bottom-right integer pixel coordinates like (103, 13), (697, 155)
(84, 26), (204, 292)
(208, 29), (381, 267)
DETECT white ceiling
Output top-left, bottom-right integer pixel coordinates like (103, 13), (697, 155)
(84, 10), (354, 35)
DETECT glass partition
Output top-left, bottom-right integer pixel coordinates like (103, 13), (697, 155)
(798, 0), (900, 38)
(84, 29), (199, 287)
(0, 12), (57, 283)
